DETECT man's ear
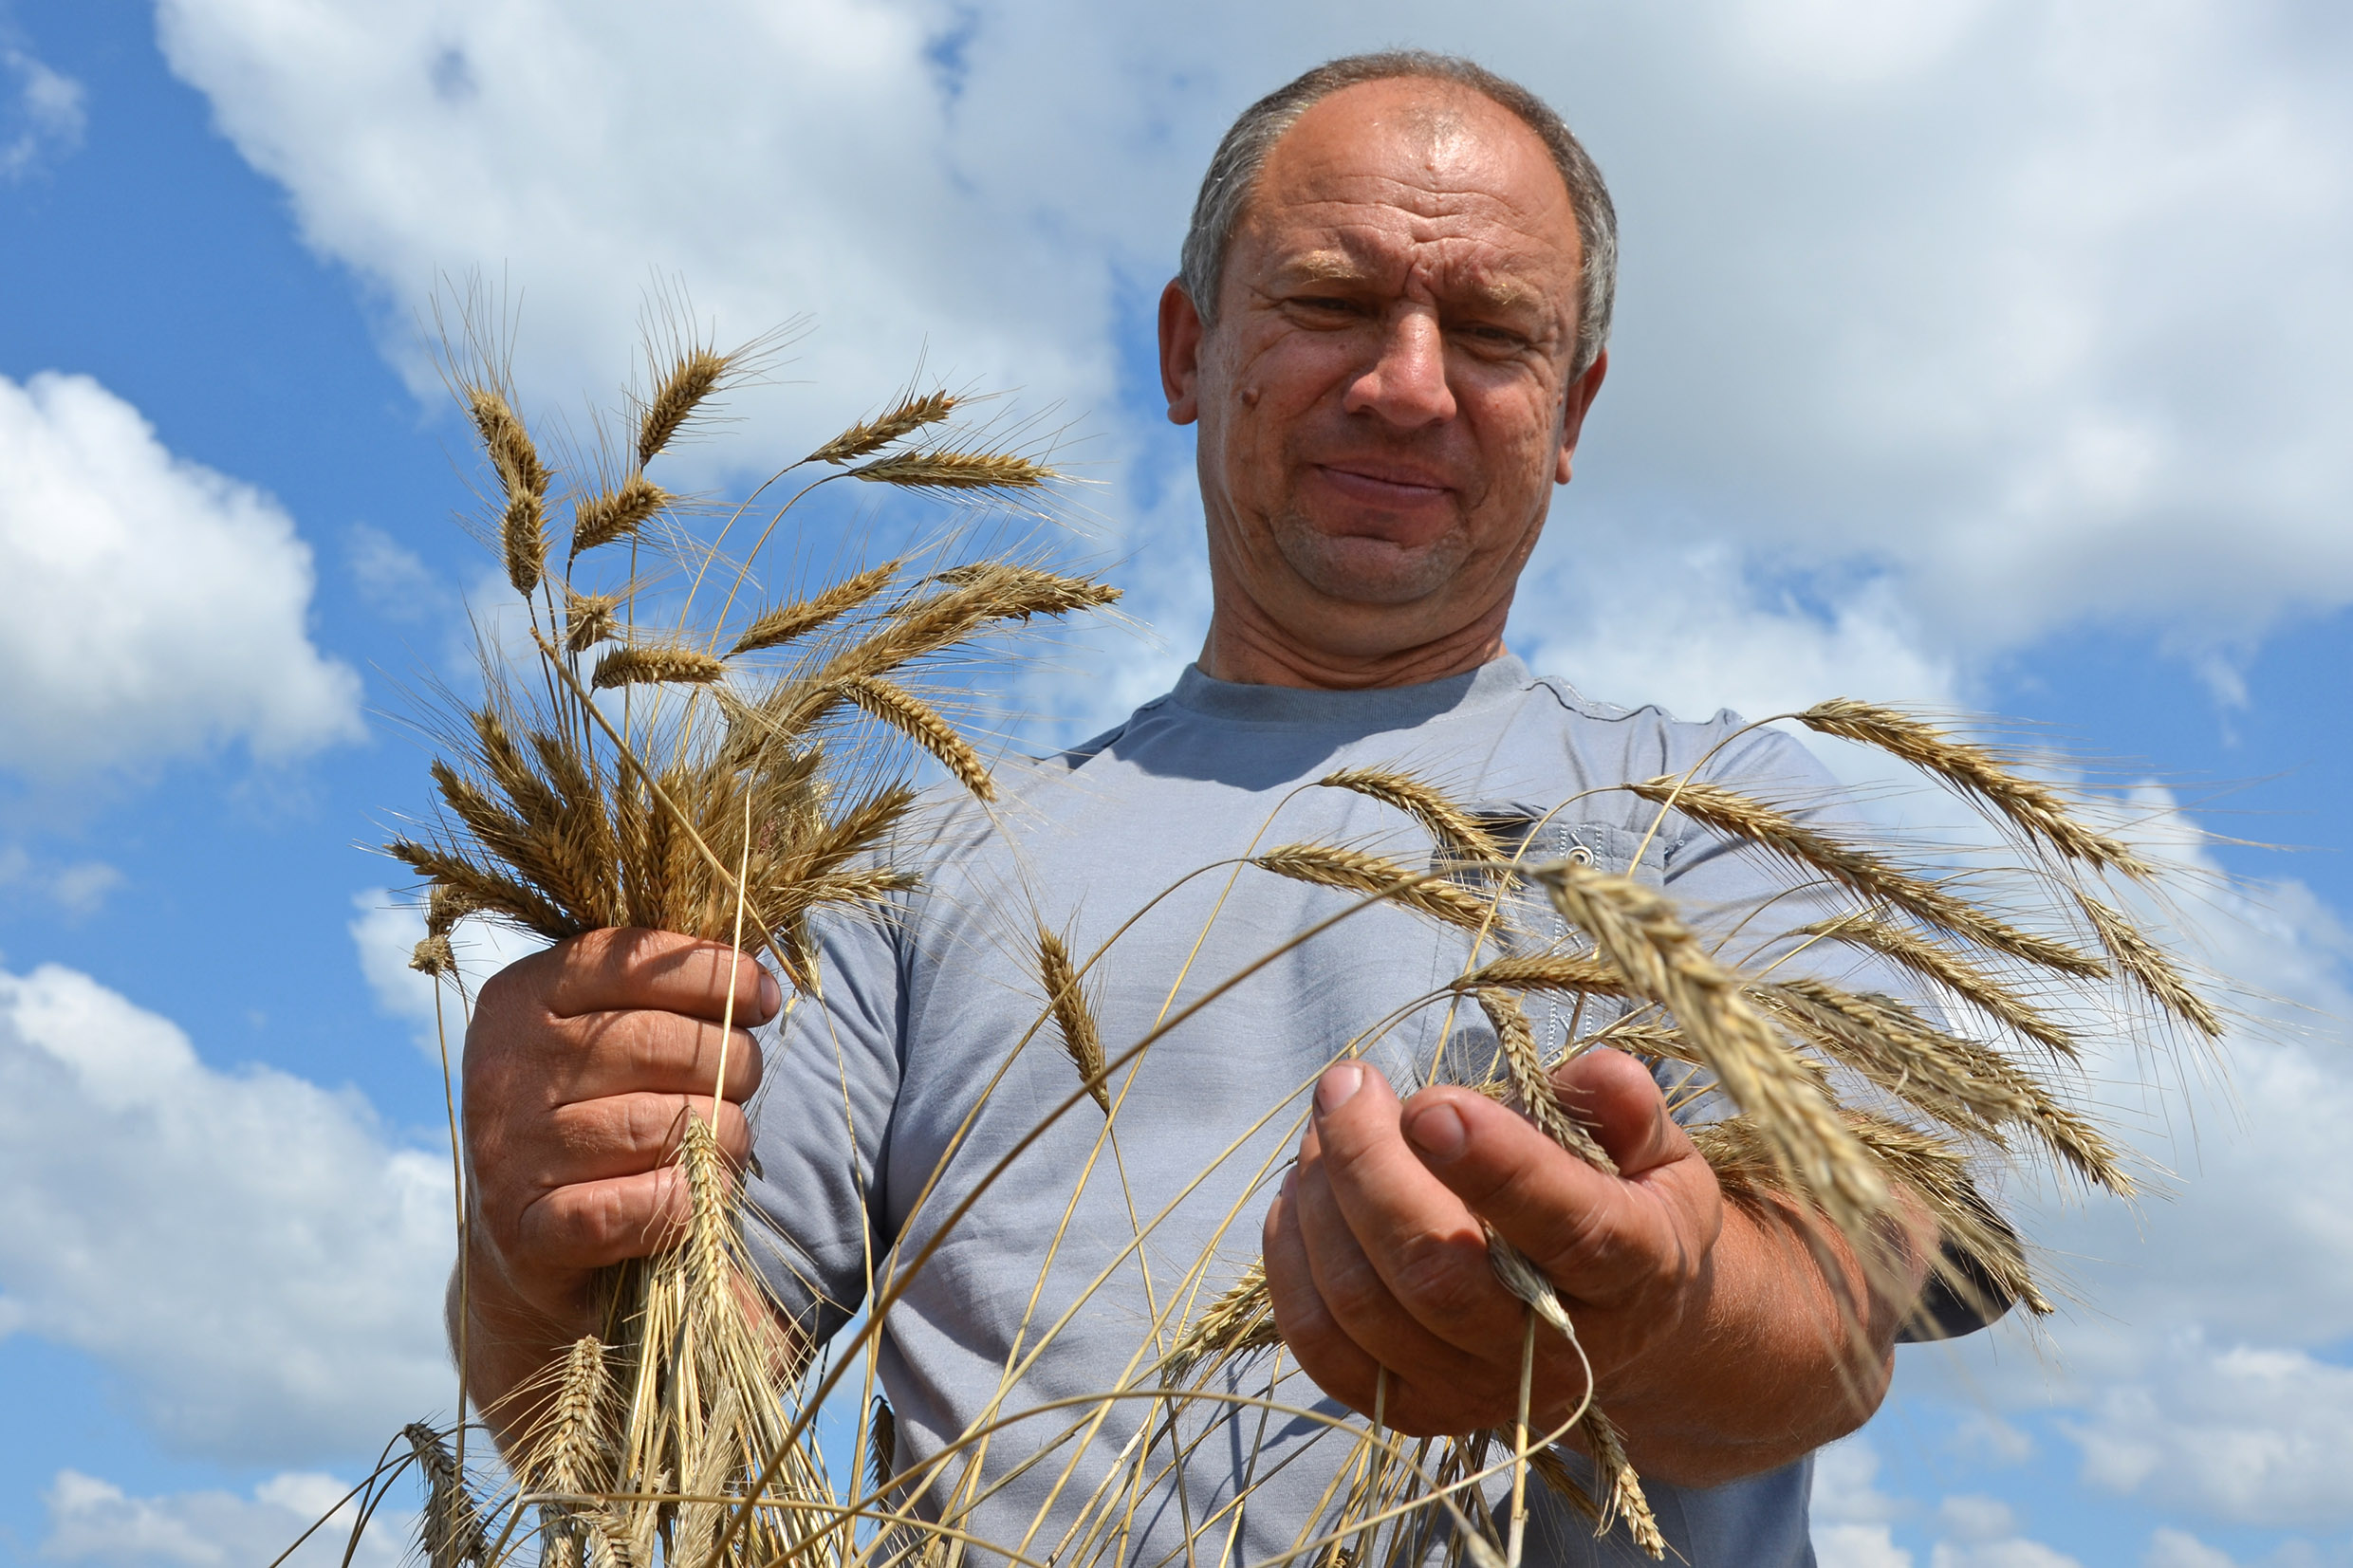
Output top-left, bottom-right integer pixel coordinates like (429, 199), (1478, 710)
(1553, 348), (1609, 486)
(1159, 279), (1204, 427)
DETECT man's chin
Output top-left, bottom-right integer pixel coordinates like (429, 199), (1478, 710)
(1274, 527), (1465, 607)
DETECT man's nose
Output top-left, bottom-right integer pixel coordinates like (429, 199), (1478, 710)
(1342, 309), (1456, 429)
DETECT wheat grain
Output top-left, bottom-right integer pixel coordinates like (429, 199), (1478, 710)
(1251, 844), (1497, 932)
(1039, 928), (1108, 1113)
(570, 473), (671, 559)
(807, 390), (957, 465)
(590, 644), (730, 690)
(730, 560), (902, 655)
(1628, 778), (2108, 979)
(2078, 893), (2224, 1039)
(1798, 699), (2152, 878)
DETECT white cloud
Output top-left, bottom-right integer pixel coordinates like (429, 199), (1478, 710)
(2, 44), (84, 179)
(350, 889), (547, 1059)
(2144, 1527), (2240, 1568)
(0, 963), (454, 1461)
(0, 371), (365, 779)
(1930, 1539), (2086, 1568)
(41, 1467), (408, 1568)
(1821, 1525), (1917, 1568)
(1882, 795), (2353, 1532)
(0, 846), (125, 920)
(345, 521), (448, 623)
(148, 0), (2353, 718)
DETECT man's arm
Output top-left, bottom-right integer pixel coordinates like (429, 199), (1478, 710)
(1262, 1049), (1935, 1488)
(454, 929), (776, 1447)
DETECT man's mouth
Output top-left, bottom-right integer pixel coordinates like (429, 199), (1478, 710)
(1312, 462), (1453, 509)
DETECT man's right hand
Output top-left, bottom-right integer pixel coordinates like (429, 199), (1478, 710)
(456, 928), (777, 1421)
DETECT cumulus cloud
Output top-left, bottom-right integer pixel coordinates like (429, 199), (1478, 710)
(149, 0), (2353, 717)
(41, 1468), (407, 1568)
(1884, 798), (2353, 1533)
(0, 371), (364, 779)
(2, 43), (84, 180)
(0, 964), (454, 1461)
(350, 888), (547, 1059)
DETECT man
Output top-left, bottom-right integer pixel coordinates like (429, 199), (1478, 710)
(460, 52), (1945, 1565)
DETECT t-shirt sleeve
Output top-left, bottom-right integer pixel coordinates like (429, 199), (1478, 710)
(741, 900), (906, 1348)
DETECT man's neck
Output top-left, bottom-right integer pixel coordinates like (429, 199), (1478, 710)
(1195, 607), (1511, 691)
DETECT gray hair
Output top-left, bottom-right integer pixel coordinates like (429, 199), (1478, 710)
(1177, 51), (1618, 378)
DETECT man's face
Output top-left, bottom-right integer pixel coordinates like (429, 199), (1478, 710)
(1162, 78), (1606, 672)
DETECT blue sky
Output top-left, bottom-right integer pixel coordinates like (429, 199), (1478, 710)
(1, 3), (2349, 1565)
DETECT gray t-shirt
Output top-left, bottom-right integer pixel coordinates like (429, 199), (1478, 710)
(747, 655), (1881, 1567)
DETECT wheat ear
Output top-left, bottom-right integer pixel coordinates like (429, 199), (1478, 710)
(1797, 699), (2152, 879)
(1474, 987), (1616, 1171)
(848, 451), (1058, 489)
(403, 1423), (489, 1568)
(1318, 768), (1506, 861)
(2077, 893), (2224, 1039)
(1536, 860), (1887, 1233)
(638, 347), (728, 467)
(1798, 915), (2079, 1059)
(1628, 778), (2107, 978)
(729, 559), (903, 655)
(570, 473), (670, 559)
(1251, 844), (1497, 932)
(1160, 1260), (1279, 1380)
(589, 643), (729, 690)
(832, 673), (996, 802)
(807, 389), (957, 465)
(1039, 927), (1109, 1113)
(563, 588), (622, 655)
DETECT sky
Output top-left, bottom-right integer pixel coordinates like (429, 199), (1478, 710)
(0, 1), (2349, 1564)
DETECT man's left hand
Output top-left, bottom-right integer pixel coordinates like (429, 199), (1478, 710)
(1262, 1047), (1910, 1484)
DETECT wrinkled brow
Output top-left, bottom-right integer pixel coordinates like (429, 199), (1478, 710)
(1274, 249), (1548, 316)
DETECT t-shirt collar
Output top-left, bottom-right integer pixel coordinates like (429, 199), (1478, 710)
(1165, 654), (1533, 729)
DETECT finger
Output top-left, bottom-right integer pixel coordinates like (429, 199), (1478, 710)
(512, 1165), (700, 1274)
(1550, 1048), (1691, 1178)
(538, 1095), (753, 1188)
(1262, 1171), (1389, 1414)
(1306, 1062), (1528, 1359)
(531, 928), (782, 1026)
(554, 1010), (765, 1106)
(1400, 1080), (1712, 1312)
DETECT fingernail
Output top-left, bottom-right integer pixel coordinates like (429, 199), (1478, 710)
(1405, 1103), (1468, 1162)
(757, 969), (782, 1017)
(1315, 1062), (1364, 1116)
